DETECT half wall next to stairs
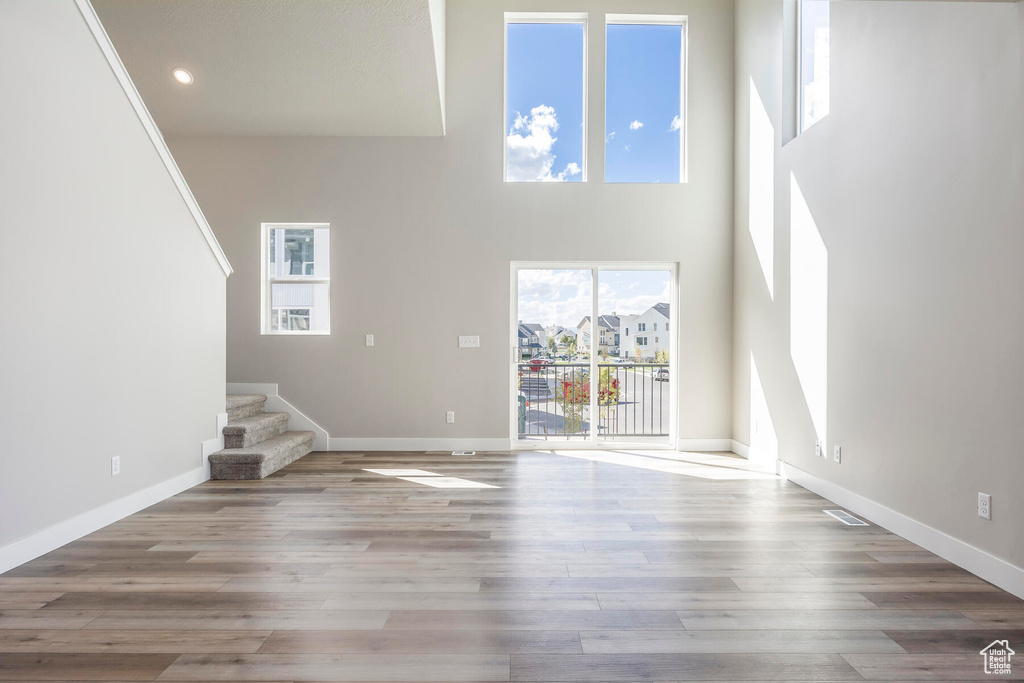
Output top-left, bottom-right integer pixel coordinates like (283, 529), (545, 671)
(0, 0), (229, 569)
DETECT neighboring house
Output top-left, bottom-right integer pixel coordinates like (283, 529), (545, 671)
(577, 314), (621, 356)
(544, 325), (576, 351)
(517, 322), (545, 357)
(621, 302), (670, 360)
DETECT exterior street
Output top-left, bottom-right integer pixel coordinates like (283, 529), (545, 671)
(518, 363), (671, 440)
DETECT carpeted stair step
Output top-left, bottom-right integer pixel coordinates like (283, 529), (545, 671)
(226, 394), (266, 421)
(209, 431), (314, 480)
(222, 411), (290, 448)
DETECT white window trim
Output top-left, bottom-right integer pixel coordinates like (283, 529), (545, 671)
(509, 261), (679, 450)
(605, 14), (688, 184)
(261, 222), (331, 336)
(797, 0), (807, 134)
(503, 12), (589, 183)
(796, 0), (829, 135)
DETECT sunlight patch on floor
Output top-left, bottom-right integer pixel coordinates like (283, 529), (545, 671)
(363, 468), (500, 489)
(396, 476), (501, 489)
(550, 449), (778, 480)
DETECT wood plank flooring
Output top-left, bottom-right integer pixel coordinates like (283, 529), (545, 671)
(1, 449), (1022, 681)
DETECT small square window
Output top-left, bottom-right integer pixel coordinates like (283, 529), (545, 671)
(262, 224), (330, 335)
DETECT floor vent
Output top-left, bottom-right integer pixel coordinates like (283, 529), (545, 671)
(823, 509), (869, 526)
(452, 451), (476, 456)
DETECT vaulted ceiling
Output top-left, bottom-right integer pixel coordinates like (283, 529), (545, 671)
(92, 0), (446, 137)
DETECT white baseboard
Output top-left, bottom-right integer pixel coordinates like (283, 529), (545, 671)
(730, 440), (751, 458)
(0, 466), (208, 575)
(200, 412), (228, 478)
(675, 438), (737, 453)
(226, 383), (330, 451)
(328, 438), (512, 452)
(782, 463), (1024, 600)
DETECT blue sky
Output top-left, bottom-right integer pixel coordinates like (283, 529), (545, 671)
(506, 23), (584, 182)
(518, 270), (671, 328)
(505, 21), (681, 183)
(605, 24), (682, 183)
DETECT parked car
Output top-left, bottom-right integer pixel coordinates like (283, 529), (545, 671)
(651, 368), (669, 382)
(529, 357), (553, 372)
(612, 358), (633, 365)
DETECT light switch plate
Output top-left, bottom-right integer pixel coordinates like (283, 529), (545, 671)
(459, 336), (480, 348)
(366, 334), (374, 347)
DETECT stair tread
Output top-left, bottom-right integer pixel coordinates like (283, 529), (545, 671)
(226, 394), (267, 411)
(223, 411), (289, 433)
(210, 431), (314, 463)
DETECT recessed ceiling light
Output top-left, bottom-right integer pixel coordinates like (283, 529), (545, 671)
(172, 68), (193, 85)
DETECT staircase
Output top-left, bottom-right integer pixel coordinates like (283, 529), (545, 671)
(208, 394), (314, 479)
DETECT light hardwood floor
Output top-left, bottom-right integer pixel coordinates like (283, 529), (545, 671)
(1, 450), (1022, 681)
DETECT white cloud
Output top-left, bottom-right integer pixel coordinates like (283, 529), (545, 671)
(517, 270), (671, 328)
(599, 278), (672, 318)
(606, 131), (616, 144)
(623, 145), (631, 152)
(669, 114), (682, 132)
(558, 163), (581, 181)
(517, 269), (593, 328)
(506, 105), (581, 182)
(630, 120), (644, 130)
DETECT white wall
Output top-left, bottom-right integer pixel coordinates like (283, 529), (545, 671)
(169, 0), (735, 446)
(0, 0), (227, 555)
(733, 0), (1024, 569)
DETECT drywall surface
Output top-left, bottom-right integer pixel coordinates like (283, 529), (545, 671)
(733, 0), (1023, 567)
(0, 0), (226, 549)
(169, 0), (735, 443)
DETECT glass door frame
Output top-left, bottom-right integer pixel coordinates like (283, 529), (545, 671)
(509, 261), (678, 449)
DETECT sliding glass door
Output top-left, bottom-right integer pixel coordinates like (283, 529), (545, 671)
(512, 264), (676, 447)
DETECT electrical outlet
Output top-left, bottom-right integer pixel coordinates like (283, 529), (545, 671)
(365, 334), (374, 347)
(978, 492), (991, 520)
(815, 440), (822, 458)
(446, 411), (455, 424)
(111, 456), (121, 476)
(458, 335), (480, 348)
(833, 445), (841, 463)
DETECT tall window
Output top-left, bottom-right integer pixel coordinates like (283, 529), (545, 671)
(605, 15), (686, 183)
(261, 223), (330, 335)
(799, 0), (830, 132)
(505, 14), (587, 182)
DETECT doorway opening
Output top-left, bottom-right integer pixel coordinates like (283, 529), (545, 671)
(511, 263), (677, 448)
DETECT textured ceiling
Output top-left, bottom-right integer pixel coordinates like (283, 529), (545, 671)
(92, 0), (445, 137)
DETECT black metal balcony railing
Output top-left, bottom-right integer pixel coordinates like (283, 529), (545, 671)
(516, 363), (670, 439)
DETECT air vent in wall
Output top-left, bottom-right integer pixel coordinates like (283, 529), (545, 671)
(452, 451), (476, 456)
(823, 509), (869, 526)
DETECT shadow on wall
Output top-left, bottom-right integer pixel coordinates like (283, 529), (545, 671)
(744, 78), (830, 461)
(749, 77), (775, 301)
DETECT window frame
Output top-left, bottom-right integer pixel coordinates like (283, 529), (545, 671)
(260, 222), (331, 336)
(503, 12), (589, 183)
(797, 0), (830, 134)
(605, 14), (688, 184)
